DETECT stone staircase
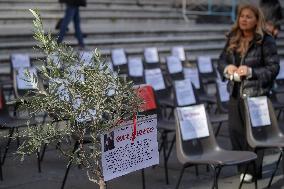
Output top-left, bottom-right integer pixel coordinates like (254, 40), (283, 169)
(0, 0), (283, 73)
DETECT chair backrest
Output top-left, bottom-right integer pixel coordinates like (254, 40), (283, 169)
(171, 46), (186, 63)
(197, 56), (216, 84)
(128, 57), (144, 84)
(10, 54), (31, 70)
(175, 105), (220, 161)
(111, 48), (128, 74)
(244, 97), (284, 148)
(166, 56), (184, 81)
(143, 47), (160, 69)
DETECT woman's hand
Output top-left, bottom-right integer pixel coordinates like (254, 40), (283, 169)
(225, 64), (238, 75)
(236, 65), (250, 76)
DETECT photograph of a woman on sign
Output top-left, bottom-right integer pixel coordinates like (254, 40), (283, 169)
(104, 131), (115, 152)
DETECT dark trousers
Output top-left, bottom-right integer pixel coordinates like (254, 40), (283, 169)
(57, 5), (84, 47)
(228, 97), (264, 178)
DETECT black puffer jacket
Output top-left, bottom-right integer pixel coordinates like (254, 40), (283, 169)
(59, 0), (87, 7)
(218, 33), (280, 98)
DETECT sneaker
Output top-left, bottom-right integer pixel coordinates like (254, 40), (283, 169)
(240, 173), (253, 183)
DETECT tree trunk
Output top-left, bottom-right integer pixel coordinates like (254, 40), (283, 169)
(99, 178), (106, 189)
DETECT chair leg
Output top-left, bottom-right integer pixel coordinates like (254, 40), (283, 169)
(211, 165), (220, 189)
(37, 151), (41, 173)
(239, 163), (249, 189)
(175, 165), (186, 189)
(162, 133), (169, 184)
(2, 128), (15, 165)
(253, 161), (258, 189)
(141, 169), (145, 189)
(267, 151), (283, 188)
(40, 143), (47, 161)
(60, 141), (79, 189)
(214, 122), (222, 137)
(165, 135), (176, 162)
(0, 148), (3, 181)
(195, 165), (199, 176)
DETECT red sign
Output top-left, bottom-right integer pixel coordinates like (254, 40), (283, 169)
(136, 85), (157, 112)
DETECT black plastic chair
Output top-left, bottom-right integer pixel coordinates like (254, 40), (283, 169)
(175, 105), (258, 189)
(244, 97), (284, 188)
(111, 48), (128, 74)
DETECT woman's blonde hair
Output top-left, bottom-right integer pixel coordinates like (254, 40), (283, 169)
(227, 4), (266, 55)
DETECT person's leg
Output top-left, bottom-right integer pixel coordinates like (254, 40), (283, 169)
(73, 7), (84, 48)
(57, 5), (76, 44)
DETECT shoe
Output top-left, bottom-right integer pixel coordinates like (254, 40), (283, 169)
(240, 173), (253, 183)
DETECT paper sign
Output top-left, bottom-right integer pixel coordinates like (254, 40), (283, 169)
(171, 46), (186, 62)
(48, 53), (61, 68)
(101, 114), (159, 181)
(247, 96), (271, 127)
(135, 84), (157, 111)
(80, 51), (93, 66)
(72, 96), (96, 122)
(66, 65), (85, 82)
(128, 57), (143, 77)
(183, 67), (200, 89)
(174, 79), (196, 106)
(16, 67), (38, 89)
(166, 56), (183, 74)
(216, 80), (229, 102)
(49, 79), (70, 102)
(11, 54), (31, 69)
(197, 56), (213, 73)
(276, 60), (284, 79)
(111, 49), (127, 66)
(177, 105), (209, 140)
(145, 68), (166, 91)
(144, 47), (159, 64)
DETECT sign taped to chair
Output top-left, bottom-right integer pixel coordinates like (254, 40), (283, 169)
(128, 57), (143, 77)
(144, 47), (159, 63)
(111, 49), (127, 66)
(183, 67), (200, 89)
(16, 67), (38, 89)
(216, 80), (229, 102)
(174, 79), (196, 106)
(166, 56), (183, 74)
(145, 68), (165, 91)
(11, 54), (31, 69)
(276, 60), (284, 79)
(177, 105), (209, 140)
(171, 46), (186, 62)
(247, 96), (271, 127)
(101, 114), (159, 181)
(197, 56), (213, 73)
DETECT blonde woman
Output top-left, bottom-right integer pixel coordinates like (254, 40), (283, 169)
(218, 4), (279, 182)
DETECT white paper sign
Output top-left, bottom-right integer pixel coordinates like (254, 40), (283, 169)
(197, 56), (213, 73)
(247, 96), (271, 127)
(66, 65), (85, 82)
(111, 49), (127, 66)
(16, 67), (38, 89)
(144, 47), (159, 63)
(174, 79), (196, 106)
(101, 114), (159, 181)
(80, 51), (93, 66)
(128, 57), (143, 77)
(72, 96), (96, 122)
(166, 56), (183, 74)
(216, 80), (229, 102)
(183, 67), (200, 89)
(145, 68), (166, 91)
(276, 60), (284, 79)
(11, 54), (31, 69)
(177, 105), (209, 140)
(49, 79), (70, 102)
(48, 53), (61, 68)
(171, 46), (186, 62)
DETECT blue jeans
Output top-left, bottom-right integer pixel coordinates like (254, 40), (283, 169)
(57, 5), (84, 47)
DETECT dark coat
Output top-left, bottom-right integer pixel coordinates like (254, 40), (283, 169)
(59, 0), (87, 7)
(218, 33), (280, 98)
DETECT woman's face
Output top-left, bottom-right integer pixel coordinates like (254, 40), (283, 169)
(238, 8), (257, 32)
